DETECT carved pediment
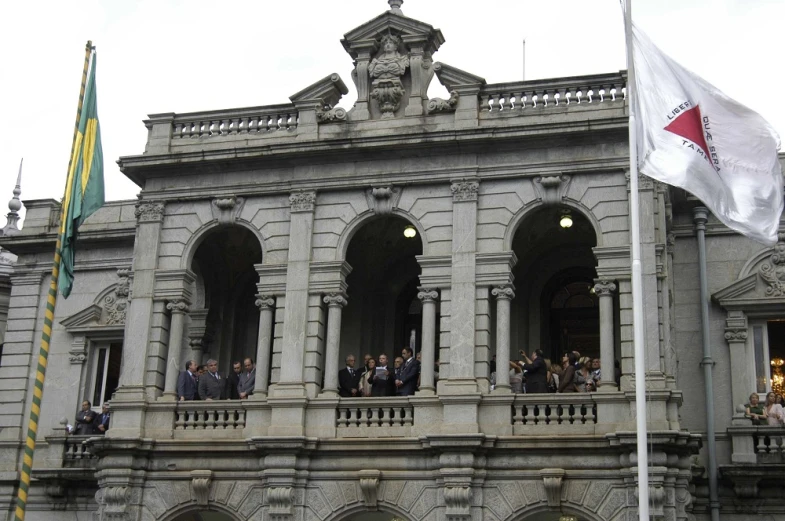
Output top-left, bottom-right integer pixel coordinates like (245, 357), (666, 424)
(290, 73), (349, 108)
(60, 304), (103, 329)
(60, 269), (131, 332)
(341, 12), (444, 56)
(713, 240), (785, 312)
(433, 62), (486, 91)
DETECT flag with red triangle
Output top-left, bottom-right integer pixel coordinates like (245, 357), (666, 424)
(632, 22), (783, 245)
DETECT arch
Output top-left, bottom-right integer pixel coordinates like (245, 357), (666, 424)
(180, 218), (267, 269)
(336, 209), (429, 261)
(503, 200), (603, 252)
(503, 503), (605, 521)
(322, 501), (416, 521)
(160, 502), (243, 521)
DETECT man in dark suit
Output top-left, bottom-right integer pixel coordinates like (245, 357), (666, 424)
(338, 355), (361, 397)
(395, 347), (420, 396)
(74, 400), (96, 435)
(227, 361), (242, 400)
(370, 353), (397, 396)
(177, 359), (199, 401)
(520, 349), (548, 394)
(238, 358), (256, 399)
(198, 359), (227, 400)
(96, 402), (111, 434)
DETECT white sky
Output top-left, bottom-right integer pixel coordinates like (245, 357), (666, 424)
(1, 0), (783, 224)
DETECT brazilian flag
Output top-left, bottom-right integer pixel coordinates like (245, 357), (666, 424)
(57, 52), (105, 298)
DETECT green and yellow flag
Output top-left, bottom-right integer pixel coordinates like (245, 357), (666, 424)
(57, 51), (105, 298)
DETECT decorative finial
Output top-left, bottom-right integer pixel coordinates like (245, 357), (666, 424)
(388, 0), (403, 15)
(2, 158), (23, 236)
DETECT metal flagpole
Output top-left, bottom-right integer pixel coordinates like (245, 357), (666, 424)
(623, 1), (651, 519)
(13, 41), (93, 521)
(522, 38), (526, 81)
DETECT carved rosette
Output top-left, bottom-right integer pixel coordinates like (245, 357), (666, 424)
(324, 293), (348, 308)
(190, 470), (212, 507)
(358, 469), (381, 509)
(491, 285), (515, 301)
(289, 191), (316, 213)
(166, 299), (190, 315)
(593, 280), (617, 297)
(451, 181), (479, 202)
(417, 287), (439, 303)
(134, 201), (165, 223)
(255, 294), (275, 311)
(759, 240), (785, 297)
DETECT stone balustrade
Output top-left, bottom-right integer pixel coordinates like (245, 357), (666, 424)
(478, 73), (626, 114)
(335, 398), (414, 438)
(170, 104), (299, 140)
(174, 401), (247, 431)
(728, 424), (785, 464)
(512, 394), (598, 435)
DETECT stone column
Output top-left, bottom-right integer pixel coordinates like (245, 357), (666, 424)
(417, 287), (439, 395)
(254, 294), (275, 396)
(163, 299), (189, 398)
(447, 180), (479, 389)
(594, 280), (617, 391)
(277, 191), (316, 397)
(725, 310), (750, 417)
(321, 293), (348, 396)
(491, 285), (515, 392)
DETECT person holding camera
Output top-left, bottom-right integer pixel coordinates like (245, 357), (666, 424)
(518, 349), (548, 394)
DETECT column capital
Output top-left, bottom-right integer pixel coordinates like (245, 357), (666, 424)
(593, 280), (617, 296)
(324, 292), (348, 308)
(450, 180), (479, 202)
(134, 201), (166, 223)
(255, 293), (276, 310)
(491, 285), (515, 300)
(417, 287), (439, 302)
(166, 299), (190, 314)
(289, 190), (316, 213)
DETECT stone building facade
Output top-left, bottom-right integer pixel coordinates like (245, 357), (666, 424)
(1, 3), (784, 521)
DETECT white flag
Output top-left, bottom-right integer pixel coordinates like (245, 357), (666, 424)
(632, 23), (783, 246)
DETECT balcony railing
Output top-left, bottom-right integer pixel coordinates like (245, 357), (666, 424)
(336, 398), (414, 438)
(728, 424), (785, 464)
(174, 402), (247, 431)
(511, 394), (598, 435)
(171, 104), (299, 140)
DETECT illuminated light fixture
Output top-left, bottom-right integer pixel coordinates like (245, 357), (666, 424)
(559, 212), (573, 229)
(403, 225), (417, 238)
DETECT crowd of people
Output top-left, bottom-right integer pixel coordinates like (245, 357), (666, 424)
(745, 391), (785, 425)
(499, 350), (618, 393)
(339, 347), (422, 397)
(176, 357), (257, 401)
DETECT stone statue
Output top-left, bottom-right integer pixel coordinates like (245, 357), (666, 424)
(369, 34), (409, 118)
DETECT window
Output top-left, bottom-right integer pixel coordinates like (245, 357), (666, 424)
(749, 320), (785, 396)
(91, 342), (122, 409)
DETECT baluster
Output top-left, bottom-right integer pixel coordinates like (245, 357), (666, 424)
(404, 407), (413, 427)
(175, 409), (185, 430)
(237, 409), (246, 429)
(238, 116), (248, 134)
(522, 404), (534, 425)
(541, 91), (550, 107)
(478, 94), (489, 112)
(756, 434), (769, 453)
(547, 403), (559, 425)
(336, 408), (346, 427)
(489, 93), (501, 112)
(512, 404), (522, 425)
(498, 93), (509, 111)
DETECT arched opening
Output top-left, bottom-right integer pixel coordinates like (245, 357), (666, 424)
(191, 225), (263, 369)
(340, 216), (425, 364)
(342, 512), (407, 521)
(169, 510), (237, 521)
(509, 206), (602, 363)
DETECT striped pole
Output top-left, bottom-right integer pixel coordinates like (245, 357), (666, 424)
(14, 41), (93, 521)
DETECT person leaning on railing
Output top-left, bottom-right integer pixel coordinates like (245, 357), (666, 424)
(745, 392), (768, 425)
(764, 391), (785, 426)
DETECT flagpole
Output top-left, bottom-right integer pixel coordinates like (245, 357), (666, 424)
(623, 1), (651, 520)
(13, 40), (93, 521)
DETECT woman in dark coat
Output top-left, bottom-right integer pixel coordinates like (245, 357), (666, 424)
(558, 352), (579, 393)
